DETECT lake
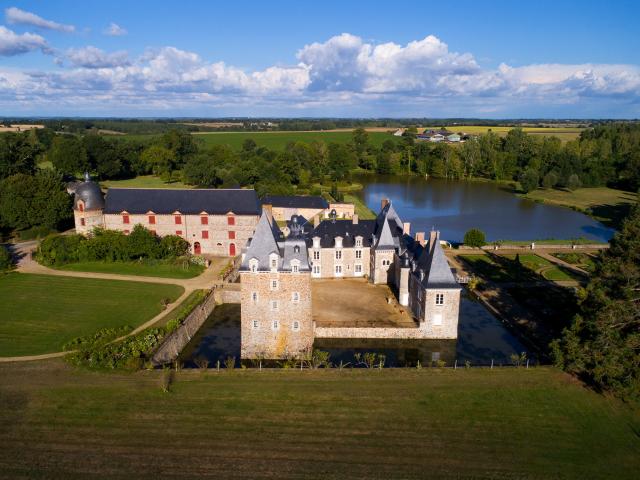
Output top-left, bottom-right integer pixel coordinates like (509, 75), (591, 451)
(354, 175), (614, 243)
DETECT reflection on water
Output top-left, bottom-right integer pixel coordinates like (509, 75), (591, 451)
(181, 296), (530, 368)
(355, 174), (614, 243)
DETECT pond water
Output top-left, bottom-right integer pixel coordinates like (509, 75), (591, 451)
(354, 175), (614, 243)
(181, 296), (530, 368)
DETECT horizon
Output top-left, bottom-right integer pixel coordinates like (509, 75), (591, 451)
(1, 1), (639, 117)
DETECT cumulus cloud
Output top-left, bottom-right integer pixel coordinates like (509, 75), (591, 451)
(66, 46), (130, 68)
(5, 7), (75, 33)
(104, 22), (127, 36)
(1, 32), (639, 116)
(0, 26), (50, 56)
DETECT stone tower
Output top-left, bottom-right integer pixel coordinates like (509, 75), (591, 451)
(240, 212), (313, 359)
(73, 173), (105, 234)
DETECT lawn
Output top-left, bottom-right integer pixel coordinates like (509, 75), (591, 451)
(0, 273), (184, 356)
(503, 254), (584, 282)
(56, 260), (205, 279)
(458, 254), (523, 282)
(342, 193), (377, 219)
(522, 187), (637, 228)
(100, 175), (192, 189)
(0, 362), (638, 479)
(553, 252), (598, 273)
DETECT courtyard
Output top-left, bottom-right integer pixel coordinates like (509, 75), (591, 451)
(311, 278), (417, 328)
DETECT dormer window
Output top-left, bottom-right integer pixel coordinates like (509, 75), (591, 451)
(122, 213), (130, 224)
(249, 258), (259, 273)
(294, 245), (300, 254)
(335, 237), (343, 249)
(148, 215), (155, 225)
(291, 260), (300, 273)
(174, 215), (182, 225)
(355, 237), (362, 247)
(313, 237), (320, 248)
(269, 253), (279, 271)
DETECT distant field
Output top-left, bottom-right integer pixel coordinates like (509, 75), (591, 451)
(101, 175), (192, 189)
(0, 273), (183, 356)
(0, 363), (638, 479)
(423, 125), (583, 141)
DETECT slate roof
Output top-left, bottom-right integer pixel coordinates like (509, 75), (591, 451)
(240, 212), (281, 271)
(74, 180), (105, 211)
(104, 188), (261, 215)
(308, 219), (376, 248)
(410, 232), (460, 290)
(262, 195), (328, 210)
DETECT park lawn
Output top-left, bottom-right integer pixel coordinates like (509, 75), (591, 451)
(553, 252), (598, 273)
(0, 363), (638, 479)
(342, 193), (377, 219)
(56, 260), (205, 279)
(0, 273), (184, 356)
(502, 254), (583, 282)
(459, 254), (519, 282)
(100, 175), (192, 189)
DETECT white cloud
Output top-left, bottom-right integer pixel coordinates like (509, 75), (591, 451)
(66, 46), (130, 68)
(104, 22), (127, 36)
(5, 7), (75, 33)
(0, 26), (50, 56)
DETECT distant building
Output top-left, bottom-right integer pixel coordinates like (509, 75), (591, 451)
(447, 133), (461, 142)
(72, 174), (261, 256)
(262, 195), (355, 222)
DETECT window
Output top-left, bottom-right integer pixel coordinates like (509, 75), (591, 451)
(270, 256), (278, 270)
(382, 259), (390, 266)
(313, 265), (321, 275)
(228, 231), (236, 240)
(176, 230), (182, 236)
(292, 321), (300, 332)
(249, 259), (258, 273)
(252, 292), (258, 303)
(122, 214), (130, 224)
(174, 215), (182, 225)
(270, 279), (279, 290)
(270, 300), (279, 311)
(252, 320), (259, 330)
(335, 265), (342, 275)
(292, 264), (299, 273)
(313, 251), (320, 260)
(200, 216), (208, 225)
(272, 320), (279, 331)
(355, 249), (362, 259)
(355, 238), (362, 247)
(435, 293), (444, 306)
(292, 292), (300, 303)
(148, 215), (155, 225)
(433, 313), (443, 326)
(355, 264), (362, 274)
(78, 202), (84, 212)
(335, 250), (342, 260)
(227, 215), (235, 226)
(80, 218), (85, 226)
(202, 230), (209, 239)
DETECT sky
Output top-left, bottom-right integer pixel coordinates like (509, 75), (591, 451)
(0, 0), (639, 118)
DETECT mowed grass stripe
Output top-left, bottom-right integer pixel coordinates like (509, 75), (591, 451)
(0, 273), (184, 356)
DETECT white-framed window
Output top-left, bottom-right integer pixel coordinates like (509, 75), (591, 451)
(269, 253), (278, 271)
(291, 260), (300, 273)
(270, 279), (279, 291)
(272, 319), (279, 331)
(335, 265), (342, 275)
(249, 258), (258, 273)
(355, 249), (362, 259)
(382, 259), (391, 267)
(292, 320), (300, 332)
(435, 293), (444, 306)
(335, 250), (342, 260)
(252, 320), (259, 330)
(292, 292), (300, 303)
(270, 300), (279, 312)
(251, 291), (258, 303)
(355, 264), (362, 274)
(313, 251), (320, 260)
(433, 313), (443, 326)
(355, 237), (362, 247)
(312, 265), (321, 276)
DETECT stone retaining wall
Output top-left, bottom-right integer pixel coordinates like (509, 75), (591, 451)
(314, 323), (456, 340)
(215, 285), (241, 304)
(151, 289), (217, 366)
(457, 244), (608, 251)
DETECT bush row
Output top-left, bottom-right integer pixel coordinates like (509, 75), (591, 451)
(37, 225), (190, 266)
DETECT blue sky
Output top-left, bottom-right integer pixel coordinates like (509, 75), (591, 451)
(1, 0), (639, 117)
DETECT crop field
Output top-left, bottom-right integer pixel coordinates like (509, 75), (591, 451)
(0, 273), (183, 356)
(0, 362), (638, 479)
(423, 125), (584, 141)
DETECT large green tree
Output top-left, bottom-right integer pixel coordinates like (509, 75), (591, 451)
(552, 205), (640, 399)
(49, 136), (88, 176)
(0, 131), (41, 179)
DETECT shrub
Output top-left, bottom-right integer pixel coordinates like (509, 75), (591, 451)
(542, 171), (558, 189)
(160, 235), (190, 258)
(567, 174), (582, 191)
(519, 168), (540, 193)
(463, 228), (486, 248)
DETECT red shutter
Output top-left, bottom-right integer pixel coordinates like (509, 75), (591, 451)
(175, 215), (182, 225)
(176, 230), (182, 236)
(227, 215), (235, 226)
(148, 215), (156, 225)
(202, 231), (209, 239)
(123, 214), (130, 224)
(201, 216), (208, 225)
(228, 231), (235, 240)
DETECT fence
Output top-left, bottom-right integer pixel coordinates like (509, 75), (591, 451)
(151, 288), (218, 366)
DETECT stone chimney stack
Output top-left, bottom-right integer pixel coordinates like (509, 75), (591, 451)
(403, 222), (411, 235)
(415, 232), (426, 247)
(263, 204), (273, 223)
(381, 198), (389, 210)
(352, 214), (359, 225)
(313, 215), (320, 228)
(429, 230), (439, 254)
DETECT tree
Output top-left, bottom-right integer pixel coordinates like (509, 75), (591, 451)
(519, 168), (540, 193)
(49, 135), (88, 176)
(0, 245), (12, 271)
(376, 151), (392, 174)
(327, 143), (356, 181)
(0, 131), (40, 179)
(567, 174), (582, 191)
(141, 145), (175, 182)
(183, 153), (223, 187)
(242, 139), (257, 153)
(127, 225), (160, 259)
(552, 206), (640, 399)
(352, 128), (369, 167)
(542, 171), (558, 189)
(463, 228), (486, 248)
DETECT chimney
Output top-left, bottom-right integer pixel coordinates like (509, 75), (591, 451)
(429, 230), (439, 254)
(352, 214), (359, 225)
(263, 204), (273, 223)
(381, 198), (389, 210)
(415, 232), (426, 247)
(313, 215), (320, 228)
(403, 222), (411, 235)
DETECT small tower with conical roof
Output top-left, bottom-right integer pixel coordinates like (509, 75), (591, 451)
(73, 173), (105, 234)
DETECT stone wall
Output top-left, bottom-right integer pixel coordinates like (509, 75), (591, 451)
(313, 245), (370, 279)
(241, 271), (313, 359)
(215, 284), (241, 304)
(314, 321), (457, 340)
(151, 289), (217, 366)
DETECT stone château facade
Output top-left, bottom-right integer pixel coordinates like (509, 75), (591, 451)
(71, 174), (261, 256)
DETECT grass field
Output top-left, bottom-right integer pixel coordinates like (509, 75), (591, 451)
(342, 193), (377, 219)
(523, 187), (637, 228)
(503, 254), (583, 282)
(553, 252), (597, 273)
(0, 273), (184, 356)
(0, 362), (638, 479)
(56, 260), (205, 279)
(424, 125), (583, 141)
(100, 175), (192, 189)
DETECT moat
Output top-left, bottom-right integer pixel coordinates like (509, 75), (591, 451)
(354, 175), (614, 243)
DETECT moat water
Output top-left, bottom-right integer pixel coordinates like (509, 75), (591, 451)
(181, 296), (530, 368)
(354, 174), (614, 243)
